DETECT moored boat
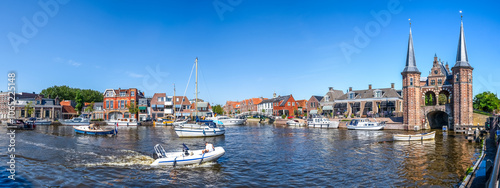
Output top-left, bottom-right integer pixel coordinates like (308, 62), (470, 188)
(61, 117), (90, 126)
(206, 116), (246, 125)
(286, 119), (306, 126)
(106, 118), (140, 126)
(307, 117), (338, 128)
(26, 117), (52, 125)
(174, 121), (225, 138)
(393, 131), (436, 141)
(151, 144), (225, 166)
(7, 119), (36, 130)
(74, 124), (117, 135)
(347, 118), (385, 130)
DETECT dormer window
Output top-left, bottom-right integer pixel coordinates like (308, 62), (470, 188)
(349, 93), (355, 99)
(325, 96), (330, 102)
(120, 91), (126, 97)
(374, 90), (382, 98)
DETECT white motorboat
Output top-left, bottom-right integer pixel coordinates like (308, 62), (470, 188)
(347, 118), (385, 130)
(174, 121), (225, 138)
(151, 144), (225, 167)
(286, 119), (305, 126)
(172, 120), (188, 126)
(60, 117), (90, 126)
(106, 118), (140, 126)
(307, 117), (338, 128)
(206, 116), (246, 125)
(393, 131), (436, 141)
(26, 118), (52, 125)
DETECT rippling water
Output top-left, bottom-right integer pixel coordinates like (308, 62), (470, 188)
(0, 122), (480, 187)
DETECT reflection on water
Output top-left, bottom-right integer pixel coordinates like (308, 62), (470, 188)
(0, 123), (479, 187)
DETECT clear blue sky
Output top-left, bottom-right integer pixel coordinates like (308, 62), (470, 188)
(1, 0), (500, 105)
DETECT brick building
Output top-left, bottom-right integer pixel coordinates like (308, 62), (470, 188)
(402, 17), (473, 130)
(103, 88), (144, 120)
(306, 95), (323, 115)
(272, 94), (298, 117)
(223, 101), (240, 115)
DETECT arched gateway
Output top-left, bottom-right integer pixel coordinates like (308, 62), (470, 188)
(401, 16), (473, 130)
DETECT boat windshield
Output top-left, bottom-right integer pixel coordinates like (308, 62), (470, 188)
(205, 122), (217, 128)
(350, 120), (359, 126)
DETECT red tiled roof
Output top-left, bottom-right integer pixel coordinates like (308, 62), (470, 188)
(296, 100), (307, 107)
(62, 105), (77, 114)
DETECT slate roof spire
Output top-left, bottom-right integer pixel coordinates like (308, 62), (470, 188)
(454, 11), (471, 68)
(402, 19), (420, 73)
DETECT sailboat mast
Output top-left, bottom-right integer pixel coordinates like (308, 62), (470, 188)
(173, 84), (176, 119)
(195, 57), (198, 118)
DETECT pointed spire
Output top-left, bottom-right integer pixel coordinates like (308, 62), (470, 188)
(402, 20), (420, 73)
(454, 11), (471, 68)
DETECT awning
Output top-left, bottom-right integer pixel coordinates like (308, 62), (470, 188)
(364, 102), (372, 108)
(175, 105), (181, 108)
(196, 102), (208, 108)
(322, 106), (333, 111)
(156, 105), (164, 108)
(139, 106), (147, 110)
(310, 110), (318, 114)
(352, 102), (360, 107)
(151, 104), (156, 108)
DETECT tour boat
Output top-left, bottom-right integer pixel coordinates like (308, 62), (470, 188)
(347, 118), (385, 130)
(26, 117), (52, 125)
(393, 131), (436, 141)
(7, 119), (36, 130)
(74, 124), (118, 135)
(60, 117), (90, 126)
(206, 116), (246, 125)
(307, 117), (339, 128)
(174, 121), (225, 138)
(151, 144), (225, 167)
(106, 118), (140, 126)
(286, 119), (306, 126)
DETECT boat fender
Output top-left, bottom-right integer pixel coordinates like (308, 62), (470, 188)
(173, 157), (177, 167)
(214, 129), (216, 134)
(203, 129), (206, 135)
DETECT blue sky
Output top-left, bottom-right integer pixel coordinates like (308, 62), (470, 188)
(1, 0), (500, 105)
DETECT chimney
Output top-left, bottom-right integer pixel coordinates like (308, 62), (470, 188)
(445, 62), (449, 71)
(391, 83), (395, 89)
(349, 87), (352, 92)
(368, 84), (372, 90)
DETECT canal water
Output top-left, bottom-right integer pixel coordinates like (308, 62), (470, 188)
(0, 122), (481, 187)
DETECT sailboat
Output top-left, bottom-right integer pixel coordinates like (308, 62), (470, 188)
(174, 58), (225, 137)
(172, 84), (188, 126)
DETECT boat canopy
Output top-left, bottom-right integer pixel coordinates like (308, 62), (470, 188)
(322, 106), (333, 110)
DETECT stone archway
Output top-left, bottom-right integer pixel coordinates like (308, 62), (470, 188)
(427, 111), (449, 129)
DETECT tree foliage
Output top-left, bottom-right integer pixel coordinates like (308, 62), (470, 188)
(40, 85), (103, 102)
(425, 93), (435, 106)
(24, 101), (34, 117)
(127, 102), (139, 116)
(438, 94), (447, 105)
(473, 91), (500, 113)
(75, 90), (84, 115)
(85, 102), (95, 113)
(212, 105), (224, 115)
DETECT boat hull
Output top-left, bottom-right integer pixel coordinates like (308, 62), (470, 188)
(174, 128), (225, 137)
(308, 122), (339, 129)
(151, 147), (225, 166)
(61, 122), (90, 126)
(74, 126), (117, 135)
(219, 119), (246, 125)
(107, 122), (140, 126)
(347, 125), (385, 130)
(393, 131), (436, 141)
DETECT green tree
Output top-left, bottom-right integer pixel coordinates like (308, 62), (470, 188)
(473, 91), (500, 113)
(85, 101), (95, 113)
(75, 90), (84, 115)
(211, 104), (224, 115)
(261, 109), (265, 113)
(40, 85), (103, 102)
(24, 101), (34, 117)
(127, 102), (139, 119)
(438, 94), (447, 105)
